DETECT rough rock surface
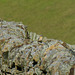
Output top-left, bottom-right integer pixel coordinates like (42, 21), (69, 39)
(0, 20), (75, 75)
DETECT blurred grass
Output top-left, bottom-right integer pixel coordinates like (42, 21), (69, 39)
(0, 0), (75, 44)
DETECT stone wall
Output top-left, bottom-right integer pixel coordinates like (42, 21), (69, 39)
(0, 20), (75, 75)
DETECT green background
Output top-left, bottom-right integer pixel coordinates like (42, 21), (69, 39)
(0, 0), (75, 44)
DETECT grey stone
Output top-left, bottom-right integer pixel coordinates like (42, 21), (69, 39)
(0, 20), (75, 75)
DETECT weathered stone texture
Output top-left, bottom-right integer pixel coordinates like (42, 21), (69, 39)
(0, 20), (75, 75)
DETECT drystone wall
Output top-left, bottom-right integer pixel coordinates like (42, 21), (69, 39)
(0, 20), (75, 75)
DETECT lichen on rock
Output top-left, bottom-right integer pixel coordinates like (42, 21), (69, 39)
(0, 19), (75, 75)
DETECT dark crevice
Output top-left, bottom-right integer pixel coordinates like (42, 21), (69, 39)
(6, 71), (11, 74)
(33, 73), (37, 75)
(49, 71), (52, 75)
(25, 28), (30, 39)
(69, 49), (75, 55)
(39, 58), (41, 66)
(69, 67), (74, 75)
(17, 66), (22, 71)
(2, 52), (8, 59)
(41, 69), (47, 74)
(27, 67), (31, 72)
(27, 68), (30, 72)
(10, 62), (15, 69)
(33, 59), (38, 67)
(1, 70), (11, 74)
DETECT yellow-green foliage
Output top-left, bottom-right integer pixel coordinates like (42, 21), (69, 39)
(0, 0), (75, 44)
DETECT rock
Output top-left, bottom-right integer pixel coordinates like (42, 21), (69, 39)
(0, 20), (75, 75)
